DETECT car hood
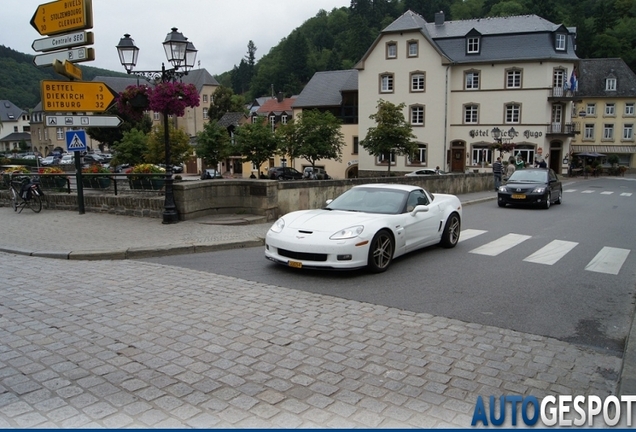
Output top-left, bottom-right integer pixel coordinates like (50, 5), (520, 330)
(282, 209), (386, 232)
(505, 180), (546, 187)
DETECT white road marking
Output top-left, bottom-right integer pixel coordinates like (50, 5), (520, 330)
(581, 190), (595, 194)
(585, 247), (631, 275)
(600, 191), (613, 195)
(621, 193), (633, 197)
(459, 229), (487, 243)
(523, 240), (579, 265)
(564, 189), (577, 193)
(469, 233), (531, 256)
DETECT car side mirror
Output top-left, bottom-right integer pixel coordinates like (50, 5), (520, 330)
(325, 199), (333, 205)
(411, 204), (429, 215)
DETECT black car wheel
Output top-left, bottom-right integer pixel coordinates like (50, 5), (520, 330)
(367, 229), (394, 273)
(440, 213), (461, 248)
(543, 192), (551, 209)
(555, 189), (562, 204)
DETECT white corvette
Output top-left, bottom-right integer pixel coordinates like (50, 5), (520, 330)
(265, 184), (462, 272)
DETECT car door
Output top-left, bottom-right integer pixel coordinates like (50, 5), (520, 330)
(402, 190), (440, 252)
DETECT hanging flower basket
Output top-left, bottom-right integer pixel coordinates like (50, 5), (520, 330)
(148, 82), (200, 117)
(117, 85), (151, 121)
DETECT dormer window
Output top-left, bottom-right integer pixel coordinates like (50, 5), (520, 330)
(467, 36), (480, 54)
(555, 33), (566, 51)
(606, 77), (617, 91)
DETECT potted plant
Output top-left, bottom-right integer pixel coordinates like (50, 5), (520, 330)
(39, 166), (68, 189)
(129, 163), (166, 190)
(149, 82), (200, 116)
(2, 165), (30, 186)
(81, 164), (111, 189)
(117, 85), (152, 121)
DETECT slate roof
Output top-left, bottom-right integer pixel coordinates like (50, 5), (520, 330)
(360, 11), (578, 66)
(217, 112), (248, 128)
(0, 100), (26, 123)
(576, 58), (636, 98)
(293, 70), (358, 108)
(180, 68), (220, 92)
(0, 132), (31, 143)
(94, 68), (218, 94)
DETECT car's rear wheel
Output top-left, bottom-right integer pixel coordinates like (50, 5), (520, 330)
(440, 213), (461, 248)
(367, 229), (394, 273)
(544, 192), (551, 209)
(277, 175), (284, 180)
(555, 189), (562, 204)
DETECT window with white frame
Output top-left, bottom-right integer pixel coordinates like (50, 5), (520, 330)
(464, 104), (478, 124)
(553, 69), (566, 88)
(380, 73), (394, 93)
(154, 112), (160, 121)
(623, 124), (633, 140)
(465, 71), (479, 90)
(586, 103), (596, 116)
(376, 151), (396, 165)
(471, 145), (492, 165)
(386, 42), (397, 59)
(606, 78), (617, 91)
(625, 103), (635, 116)
(584, 124), (595, 140)
(515, 146), (535, 165)
(506, 69), (522, 89)
(203, 108), (208, 119)
(408, 41), (418, 57)
(603, 124), (614, 140)
(269, 115), (276, 131)
(410, 105), (424, 126)
(505, 103), (521, 123)
(281, 114), (288, 125)
(410, 72), (425, 92)
(252, 115), (259, 124)
(605, 103), (615, 116)
(56, 128), (63, 140)
(202, 95), (208, 103)
(555, 33), (566, 50)
(408, 144), (427, 165)
(467, 37), (480, 54)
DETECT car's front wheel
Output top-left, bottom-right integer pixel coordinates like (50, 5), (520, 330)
(440, 213), (461, 248)
(367, 229), (394, 273)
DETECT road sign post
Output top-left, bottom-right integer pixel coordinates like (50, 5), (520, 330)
(32, 31), (94, 52)
(30, 0), (93, 36)
(33, 46), (95, 67)
(41, 80), (117, 112)
(45, 115), (122, 128)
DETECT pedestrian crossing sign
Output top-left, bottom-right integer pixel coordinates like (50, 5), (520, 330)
(66, 130), (87, 152)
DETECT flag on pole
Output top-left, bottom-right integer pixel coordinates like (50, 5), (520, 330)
(570, 69), (578, 92)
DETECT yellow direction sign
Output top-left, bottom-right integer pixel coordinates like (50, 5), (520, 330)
(30, 0), (93, 36)
(41, 80), (117, 112)
(53, 59), (82, 80)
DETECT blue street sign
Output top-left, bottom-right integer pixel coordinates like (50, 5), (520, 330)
(66, 130), (87, 152)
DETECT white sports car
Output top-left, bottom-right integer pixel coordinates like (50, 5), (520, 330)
(265, 184), (462, 273)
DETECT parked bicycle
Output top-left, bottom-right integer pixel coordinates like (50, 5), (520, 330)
(9, 173), (43, 213)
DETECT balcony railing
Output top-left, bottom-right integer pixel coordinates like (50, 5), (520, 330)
(546, 122), (579, 135)
(549, 87), (578, 99)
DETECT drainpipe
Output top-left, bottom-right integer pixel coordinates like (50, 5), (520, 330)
(443, 64), (451, 172)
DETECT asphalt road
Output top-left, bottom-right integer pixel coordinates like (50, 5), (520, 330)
(143, 177), (636, 357)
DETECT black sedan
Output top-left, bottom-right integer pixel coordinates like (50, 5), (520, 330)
(497, 168), (562, 209)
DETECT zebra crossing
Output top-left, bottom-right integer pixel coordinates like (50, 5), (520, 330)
(460, 229), (631, 275)
(565, 188), (633, 196)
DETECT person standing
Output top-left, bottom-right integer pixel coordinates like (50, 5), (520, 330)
(506, 160), (515, 180)
(492, 157), (503, 191)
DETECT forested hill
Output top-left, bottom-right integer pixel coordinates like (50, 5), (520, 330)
(0, 45), (128, 110)
(2, 0), (635, 110)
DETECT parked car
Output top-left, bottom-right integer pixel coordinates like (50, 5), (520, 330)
(83, 154), (105, 165)
(268, 166), (303, 180)
(497, 168), (562, 209)
(265, 183), (462, 273)
(158, 164), (183, 173)
(59, 154), (74, 165)
(201, 169), (223, 180)
(303, 166), (331, 180)
(40, 156), (59, 166)
(405, 168), (447, 176)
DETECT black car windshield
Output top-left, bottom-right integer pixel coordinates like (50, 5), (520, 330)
(508, 170), (547, 182)
(325, 187), (407, 214)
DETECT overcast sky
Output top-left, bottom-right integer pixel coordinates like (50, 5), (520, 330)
(5, 0), (352, 76)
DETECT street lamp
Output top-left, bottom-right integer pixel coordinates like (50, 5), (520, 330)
(116, 29), (197, 224)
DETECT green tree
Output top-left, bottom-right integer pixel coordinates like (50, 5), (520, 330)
(87, 104), (152, 152)
(146, 124), (193, 165)
(195, 121), (232, 169)
(110, 128), (148, 167)
(208, 86), (246, 122)
(283, 109), (344, 169)
(360, 100), (417, 174)
(234, 121), (279, 177)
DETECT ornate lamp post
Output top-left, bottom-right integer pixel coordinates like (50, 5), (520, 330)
(116, 29), (197, 224)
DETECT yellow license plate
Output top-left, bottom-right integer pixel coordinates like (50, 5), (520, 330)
(511, 194), (526, 199)
(288, 260), (303, 268)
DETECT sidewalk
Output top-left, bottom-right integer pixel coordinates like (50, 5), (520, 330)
(0, 190), (496, 261)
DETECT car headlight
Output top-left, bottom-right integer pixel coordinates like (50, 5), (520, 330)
(330, 225), (364, 240)
(498, 186), (507, 192)
(532, 187), (546, 193)
(270, 218), (285, 233)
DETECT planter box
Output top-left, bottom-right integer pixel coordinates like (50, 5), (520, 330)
(129, 178), (164, 190)
(40, 177), (67, 189)
(82, 177), (111, 189)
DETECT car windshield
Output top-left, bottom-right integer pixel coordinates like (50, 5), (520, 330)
(508, 170), (547, 182)
(325, 187), (407, 214)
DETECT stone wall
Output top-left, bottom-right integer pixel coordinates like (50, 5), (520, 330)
(0, 173), (492, 220)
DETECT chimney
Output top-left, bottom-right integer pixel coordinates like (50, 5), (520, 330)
(435, 11), (445, 26)
(277, 92), (284, 103)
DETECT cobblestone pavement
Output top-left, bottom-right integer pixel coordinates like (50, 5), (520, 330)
(0, 254), (620, 428)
